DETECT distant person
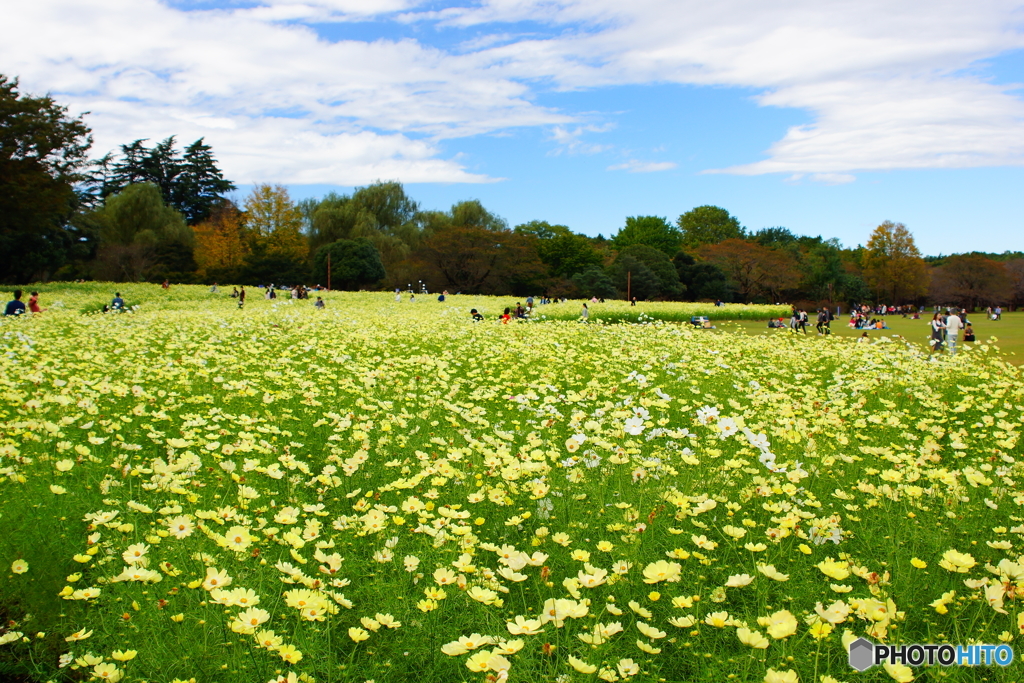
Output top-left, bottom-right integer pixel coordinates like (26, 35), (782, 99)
(238, 286), (246, 309)
(395, 288), (401, 302)
(28, 291), (43, 313)
(631, 297), (637, 306)
(470, 308), (483, 322)
(111, 292), (124, 311)
(858, 332), (870, 343)
(438, 293), (445, 302)
(963, 323), (975, 342)
(929, 313), (945, 354)
(210, 283), (219, 293)
(231, 287), (239, 298)
(410, 293), (416, 303)
(4, 290), (26, 316)
(500, 307), (511, 324)
(994, 306), (1002, 321)
(314, 296), (325, 309)
(581, 303), (589, 322)
(162, 280), (170, 289)
(795, 309), (808, 334)
(945, 310), (963, 356)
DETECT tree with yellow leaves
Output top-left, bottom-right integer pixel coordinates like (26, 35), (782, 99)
(240, 184), (309, 283)
(193, 203), (248, 280)
(862, 221), (929, 303)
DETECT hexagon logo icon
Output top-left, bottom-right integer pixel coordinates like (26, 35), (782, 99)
(849, 637), (876, 671)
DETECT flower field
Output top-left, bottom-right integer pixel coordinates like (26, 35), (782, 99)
(0, 286), (1021, 683)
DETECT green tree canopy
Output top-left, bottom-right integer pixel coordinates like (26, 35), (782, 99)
(611, 216), (682, 256)
(0, 75), (93, 283)
(611, 244), (684, 299)
(308, 182), (422, 269)
(98, 136), (234, 224)
(314, 238), (386, 290)
(515, 220), (602, 279)
(91, 182), (192, 281)
(572, 266), (617, 300)
(677, 205), (745, 250)
(95, 182), (191, 248)
(673, 252), (732, 301)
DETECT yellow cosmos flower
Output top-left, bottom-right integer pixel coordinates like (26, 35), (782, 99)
(938, 549), (976, 573)
(569, 655), (597, 674)
(736, 627), (769, 649)
(642, 560), (682, 584)
(764, 668), (798, 683)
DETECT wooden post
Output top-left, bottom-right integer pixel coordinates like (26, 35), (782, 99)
(327, 253), (331, 291)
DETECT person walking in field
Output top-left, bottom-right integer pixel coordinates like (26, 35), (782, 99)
(581, 303), (590, 322)
(945, 309), (963, 356)
(929, 312), (945, 354)
(238, 286), (246, 309)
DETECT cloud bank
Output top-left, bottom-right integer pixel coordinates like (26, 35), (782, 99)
(4, 0), (1024, 184)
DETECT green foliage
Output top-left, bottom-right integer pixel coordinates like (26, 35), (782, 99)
(611, 215), (682, 256)
(673, 252), (733, 301)
(571, 265), (617, 299)
(515, 220), (602, 279)
(0, 75), (93, 283)
(308, 182), (421, 259)
(612, 244), (684, 299)
(677, 205), (745, 250)
(99, 136), (235, 224)
(90, 183), (194, 282)
(94, 183), (191, 248)
(314, 238), (386, 290)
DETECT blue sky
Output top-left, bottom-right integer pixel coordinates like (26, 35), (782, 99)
(5, 0), (1024, 255)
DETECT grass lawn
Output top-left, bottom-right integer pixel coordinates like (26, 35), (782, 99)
(722, 310), (1024, 365)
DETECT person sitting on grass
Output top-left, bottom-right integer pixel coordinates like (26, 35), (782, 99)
(111, 292), (125, 311)
(470, 308), (484, 322)
(4, 290), (26, 316)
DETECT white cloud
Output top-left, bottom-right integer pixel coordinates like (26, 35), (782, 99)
(1, 0), (564, 184)
(548, 124), (614, 155)
(5, 0), (1024, 184)
(607, 159), (677, 172)
(421, 0), (1024, 174)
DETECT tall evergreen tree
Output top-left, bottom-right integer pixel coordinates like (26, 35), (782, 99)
(176, 138), (236, 224)
(102, 137), (234, 224)
(0, 75), (93, 283)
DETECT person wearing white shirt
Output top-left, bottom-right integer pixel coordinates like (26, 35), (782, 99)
(945, 313), (963, 356)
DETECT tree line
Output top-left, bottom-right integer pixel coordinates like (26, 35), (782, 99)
(3, 74), (1022, 309)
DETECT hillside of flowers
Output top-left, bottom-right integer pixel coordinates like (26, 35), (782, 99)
(0, 287), (1021, 683)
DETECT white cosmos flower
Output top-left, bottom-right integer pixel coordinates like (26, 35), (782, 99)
(623, 417), (645, 435)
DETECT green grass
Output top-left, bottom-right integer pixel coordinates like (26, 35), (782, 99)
(723, 311), (1024, 365)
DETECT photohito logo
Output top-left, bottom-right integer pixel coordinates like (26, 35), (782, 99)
(848, 637), (1014, 671)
